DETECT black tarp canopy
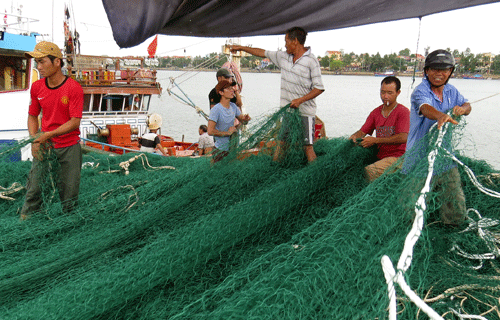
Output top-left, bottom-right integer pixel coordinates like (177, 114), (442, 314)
(102, 0), (499, 48)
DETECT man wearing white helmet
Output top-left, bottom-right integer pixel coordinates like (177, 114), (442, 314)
(404, 49), (472, 226)
(139, 113), (168, 156)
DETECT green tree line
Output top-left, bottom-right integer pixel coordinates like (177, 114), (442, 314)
(318, 48), (500, 74)
(156, 48), (500, 75)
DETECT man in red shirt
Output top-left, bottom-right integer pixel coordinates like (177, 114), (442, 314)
(349, 76), (410, 181)
(20, 41), (84, 219)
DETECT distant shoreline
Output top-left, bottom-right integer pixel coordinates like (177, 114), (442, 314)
(158, 67), (500, 79)
(238, 68), (500, 79)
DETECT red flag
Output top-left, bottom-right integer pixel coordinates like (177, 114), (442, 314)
(3, 10), (8, 27)
(147, 35), (158, 58)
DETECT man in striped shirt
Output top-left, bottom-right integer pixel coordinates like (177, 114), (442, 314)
(229, 27), (325, 162)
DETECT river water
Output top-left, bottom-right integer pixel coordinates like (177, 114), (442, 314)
(151, 70), (500, 170)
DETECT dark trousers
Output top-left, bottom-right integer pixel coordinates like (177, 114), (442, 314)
(21, 143), (82, 215)
(403, 167), (466, 226)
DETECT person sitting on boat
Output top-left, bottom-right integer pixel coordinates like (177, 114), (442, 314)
(193, 124), (214, 156)
(20, 41), (84, 219)
(209, 68), (242, 110)
(208, 80), (251, 162)
(349, 76), (410, 182)
(139, 113), (169, 156)
(124, 95), (141, 111)
(403, 49), (471, 226)
(132, 95), (141, 110)
(229, 26), (324, 163)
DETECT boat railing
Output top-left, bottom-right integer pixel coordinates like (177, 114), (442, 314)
(82, 110), (149, 117)
(1, 12), (39, 35)
(66, 55), (159, 87)
(69, 66), (158, 87)
(81, 137), (161, 155)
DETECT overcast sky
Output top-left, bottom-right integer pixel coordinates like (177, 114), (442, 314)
(7, 0), (500, 58)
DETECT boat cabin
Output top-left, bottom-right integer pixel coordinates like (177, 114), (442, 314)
(0, 15), (39, 160)
(69, 55), (162, 140)
(0, 51), (33, 93)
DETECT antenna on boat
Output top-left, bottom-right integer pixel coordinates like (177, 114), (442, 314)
(51, 0), (54, 42)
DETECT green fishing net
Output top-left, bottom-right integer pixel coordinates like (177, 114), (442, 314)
(0, 107), (499, 319)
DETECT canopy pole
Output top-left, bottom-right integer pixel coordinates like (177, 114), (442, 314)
(411, 16), (423, 91)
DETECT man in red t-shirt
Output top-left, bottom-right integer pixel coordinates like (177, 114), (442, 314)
(349, 76), (410, 181)
(20, 41), (84, 219)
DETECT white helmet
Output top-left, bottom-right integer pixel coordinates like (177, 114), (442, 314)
(147, 113), (162, 130)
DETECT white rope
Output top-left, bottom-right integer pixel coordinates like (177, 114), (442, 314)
(449, 308), (488, 320)
(439, 138), (500, 270)
(382, 122), (449, 320)
(156, 54), (225, 86)
(443, 149), (500, 198)
(0, 182), (24, 201)
(382, 117), (500, 319)
(398, 124), (448, 272)
(381, 256), (397, 320)
(119, 154), (175, 175)
(82, 161), (100, 169)
(100, 185), (139, 213)
(468, 92), (500, 104)
(449, 208), (500, 269)
(170, 54), (227, 85)
(396, 272), (444, 320)
(381, 257), (445, 319)
(166, 77), (210, 121)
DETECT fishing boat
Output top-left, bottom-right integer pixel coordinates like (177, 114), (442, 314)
(462, 73), (485, 79)
(374, 70), (396, 76)
(0, 12), (39, 160)
(0, 7), (197, 158)
(60, 2), (197, 157)
(70, 54), (197, 157)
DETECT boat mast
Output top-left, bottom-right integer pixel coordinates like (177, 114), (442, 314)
(223, 38), (241, 69)
(51, 0), (54, 42)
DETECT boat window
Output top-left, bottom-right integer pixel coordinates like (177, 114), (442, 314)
(0, 55), (30, 92)
(82, 94), (150, 114)
(92, 94), (102, 112)
(123, 96), (131, 111)
(124, 94), (142, 111)
(103, 95), (125, 111)
(142, 95), (151, 111)
(83, 94), (91, 112)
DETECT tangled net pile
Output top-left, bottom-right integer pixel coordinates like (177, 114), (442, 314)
(0, 106), (499, 319)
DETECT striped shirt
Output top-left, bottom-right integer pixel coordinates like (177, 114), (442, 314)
(265, 48), (324, 117)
